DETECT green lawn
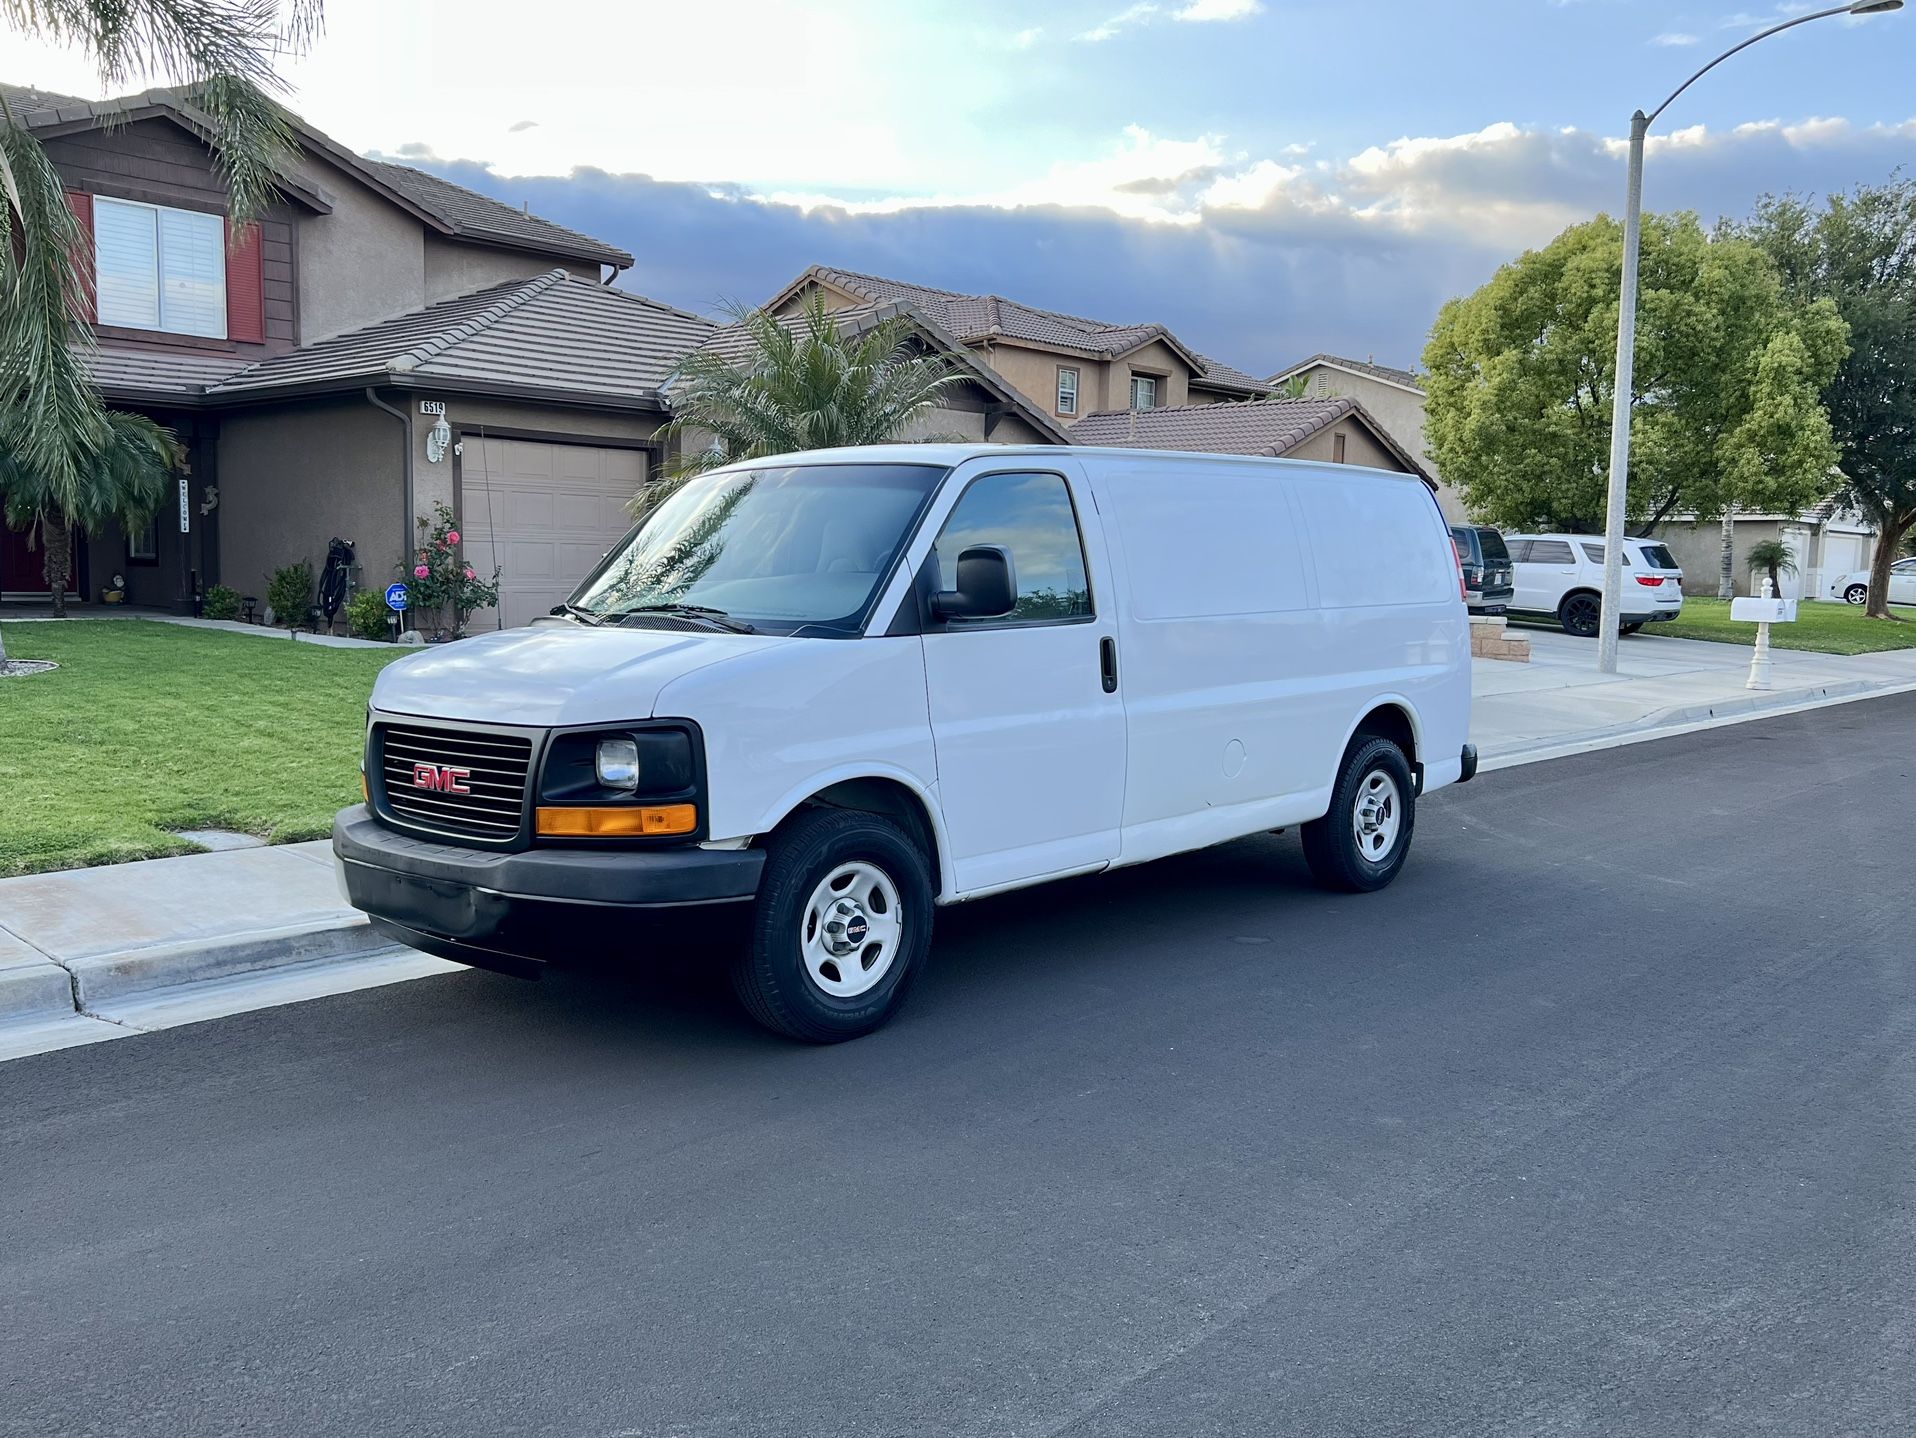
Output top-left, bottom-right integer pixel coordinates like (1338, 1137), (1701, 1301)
(1639, 597), (1916, 655)
(1, 621), (407, 877)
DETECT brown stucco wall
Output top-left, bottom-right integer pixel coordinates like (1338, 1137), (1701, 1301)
(1652, 519), (1789, 597)
(1115, 338), (1191, 411)
(216, 398), (405, 602)
(290, 153), (427, 343)
(422, 236), (598, 304)
(1287, 422), (1398, 472)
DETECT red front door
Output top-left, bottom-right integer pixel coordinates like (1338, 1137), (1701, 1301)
(0, 515), (82, 598)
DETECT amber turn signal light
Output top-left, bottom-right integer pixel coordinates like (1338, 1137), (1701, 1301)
(361, 772), (370, 804)
(535, 804), (697, 837)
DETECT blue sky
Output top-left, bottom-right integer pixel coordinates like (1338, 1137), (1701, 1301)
(6, 0), (1914, 375)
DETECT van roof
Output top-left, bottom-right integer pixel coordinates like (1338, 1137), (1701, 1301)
(703, 442), (1437, 486)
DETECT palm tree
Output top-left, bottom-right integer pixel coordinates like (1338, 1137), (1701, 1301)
(2, 1), (319, 522)
(1745, 538), (1799, 599)
(3, 409), (184, 616)
(643, 294), (965, 514)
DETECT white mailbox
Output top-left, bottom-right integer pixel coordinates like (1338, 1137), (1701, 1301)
(1730, 596), (1797, 624)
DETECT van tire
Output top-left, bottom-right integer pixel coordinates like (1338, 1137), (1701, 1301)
(1558, 591), (1602, 638)
(1302, 737), (1415, 893)
(730, 808), (934, 1043)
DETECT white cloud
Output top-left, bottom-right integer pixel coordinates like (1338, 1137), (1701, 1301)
(1174, 0), (1263, 20)
(1652, 32), (1699, 46)
(1078, 3), (1158, 42)
(1077, 0), (1260, 41)
(1010, 26), (1043, 48)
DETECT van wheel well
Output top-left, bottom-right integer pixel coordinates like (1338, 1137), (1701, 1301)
(1352, 705), (1417, 773)
(778, 779), (943, 897)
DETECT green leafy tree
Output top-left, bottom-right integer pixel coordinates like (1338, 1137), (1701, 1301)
(644, 294), (965, 514)
(1424, 212), (1847, 537)
(2, 2), (319, 520)
(1730, 179), (1916, 621)
(2, 408), (183, 617)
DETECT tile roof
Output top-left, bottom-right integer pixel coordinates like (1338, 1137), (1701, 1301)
(690, 298), (1070, 444)
(1068, 396), (1433, 486)
(82, 347), (251, 402)
(1270, 353), (1424, 392)
(792, 266), (1268, 395)
(209, 271), (713, 405)
(2, 80), (631, 267)
(359, 159), (631, 268)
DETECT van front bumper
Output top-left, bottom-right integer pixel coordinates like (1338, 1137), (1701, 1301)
(332, 805), (764, 975)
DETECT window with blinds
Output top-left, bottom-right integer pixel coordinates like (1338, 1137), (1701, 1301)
(94, 197), (226, 338)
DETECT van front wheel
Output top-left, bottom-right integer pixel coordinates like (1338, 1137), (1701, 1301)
(1302, 737), (1416, 893)
(731, 808), (934, 1043)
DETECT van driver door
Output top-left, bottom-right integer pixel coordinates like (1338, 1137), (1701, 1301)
(917, 466), (1126, 895)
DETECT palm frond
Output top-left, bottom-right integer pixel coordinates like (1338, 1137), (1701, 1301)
(654, 294), (966, 497)
(0, 120), (107, 511)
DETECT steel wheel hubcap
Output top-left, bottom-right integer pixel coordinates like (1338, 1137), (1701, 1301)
(1352, 770), (1402, 862)
(801, 861), (903, 999)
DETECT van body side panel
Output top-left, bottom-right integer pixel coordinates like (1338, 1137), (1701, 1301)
(1091, 458), (1338, 864)
(1289, 469), (1470, 793)
(651, 635), (939, 852)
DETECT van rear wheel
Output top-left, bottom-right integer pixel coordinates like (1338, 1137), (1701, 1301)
(1302, 737), (1416, 893)
(730, 808), (934, 1043)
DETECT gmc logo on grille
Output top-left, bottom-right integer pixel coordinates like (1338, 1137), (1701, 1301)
(412, 763), (472, 794)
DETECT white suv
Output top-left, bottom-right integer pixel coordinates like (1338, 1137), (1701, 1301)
(1505, 534), (1685, 637)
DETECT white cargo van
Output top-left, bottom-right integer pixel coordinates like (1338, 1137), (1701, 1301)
(335, 445), (1475, 1041)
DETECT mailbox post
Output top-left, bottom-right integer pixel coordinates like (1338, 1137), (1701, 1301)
(1729, 579), (1797, 690)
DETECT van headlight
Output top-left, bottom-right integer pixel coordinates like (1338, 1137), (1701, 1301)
(595, 738), (640, 790)
(537, 724), (704, 839)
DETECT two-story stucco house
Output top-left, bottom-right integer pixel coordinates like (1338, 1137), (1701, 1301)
(764, 267), (1272, 426)
(1, 82), (722, 627)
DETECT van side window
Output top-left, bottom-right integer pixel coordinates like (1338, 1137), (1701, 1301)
(1505, 539), (1532, 562)
(934, 472), (1092, 622)
(1528, 539), (1575, 564)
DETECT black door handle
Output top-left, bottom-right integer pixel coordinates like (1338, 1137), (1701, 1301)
(1099, 636), (1118, 693)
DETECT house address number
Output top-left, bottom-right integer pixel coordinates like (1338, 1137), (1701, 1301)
(419, 400), (446, 416)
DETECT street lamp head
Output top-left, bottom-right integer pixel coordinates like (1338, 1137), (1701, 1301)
(1848, 1), (1903, 14)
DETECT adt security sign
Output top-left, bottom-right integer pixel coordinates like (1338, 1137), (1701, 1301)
(385, 582), (410, 613)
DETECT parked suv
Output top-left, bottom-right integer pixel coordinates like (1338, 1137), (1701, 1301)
(335, 444), (1474, 1042)
(1449, 525), (1514, 615)
(1505, 533), (1684, 637)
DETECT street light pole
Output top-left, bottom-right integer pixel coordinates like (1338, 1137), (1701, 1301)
(1594, 0), (1903, 674)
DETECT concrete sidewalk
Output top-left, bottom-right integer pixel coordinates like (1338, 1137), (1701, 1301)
(0, 842), (451, 1057)
(5, 625), (1914, 1056)
(1473, 625), (1916, 762)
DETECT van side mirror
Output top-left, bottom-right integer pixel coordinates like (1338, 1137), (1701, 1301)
(931, 545), (1017, 621)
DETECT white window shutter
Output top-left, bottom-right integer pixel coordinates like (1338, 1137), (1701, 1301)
(95, 199), (159, 329)
(158, 207), (226, 338)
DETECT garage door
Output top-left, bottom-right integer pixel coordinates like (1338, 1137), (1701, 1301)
(460, 437), (646, 629)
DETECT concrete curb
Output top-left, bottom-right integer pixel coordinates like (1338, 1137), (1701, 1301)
(1482, 675), (1916, 771)
(69, 916), (391, 1009)
(0, 929), (78, 1026)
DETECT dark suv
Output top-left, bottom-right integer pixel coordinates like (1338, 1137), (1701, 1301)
(1450, 525), (1514, 615)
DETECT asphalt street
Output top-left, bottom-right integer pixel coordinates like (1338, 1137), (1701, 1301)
(5, 694), (1914, 1437)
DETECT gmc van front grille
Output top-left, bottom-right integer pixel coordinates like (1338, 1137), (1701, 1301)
(375, 723), (534, 842)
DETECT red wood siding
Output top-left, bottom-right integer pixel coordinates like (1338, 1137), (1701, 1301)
(225, 219), (265, 343)
(63, 190), (97, 322)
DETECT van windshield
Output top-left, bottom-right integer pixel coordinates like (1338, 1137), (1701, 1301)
(570, 462), (946, 635)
